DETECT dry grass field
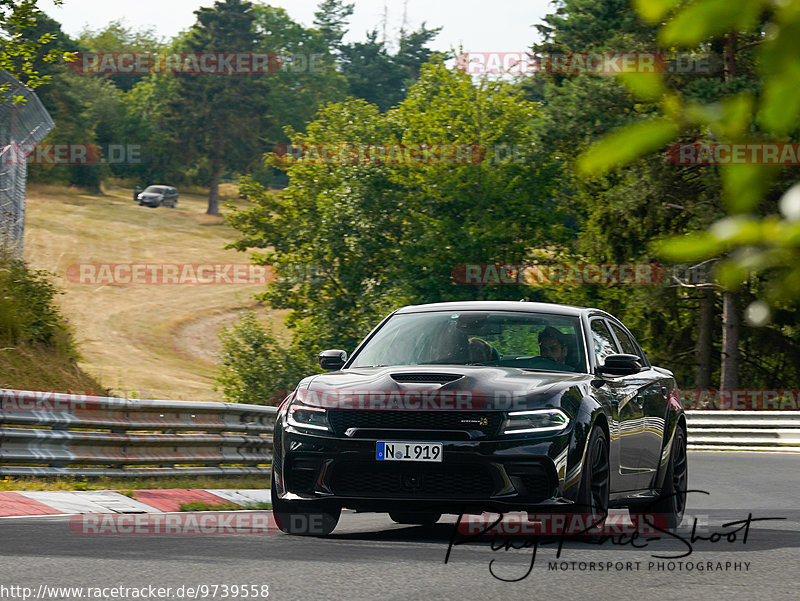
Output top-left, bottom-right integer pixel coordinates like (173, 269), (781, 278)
(23, 183), (287, 402)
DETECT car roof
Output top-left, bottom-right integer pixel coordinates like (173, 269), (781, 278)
(393, 300), (593, 317)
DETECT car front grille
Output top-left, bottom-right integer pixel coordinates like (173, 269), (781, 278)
(330, 461), (496, 499)
(327, 410), (503, 437)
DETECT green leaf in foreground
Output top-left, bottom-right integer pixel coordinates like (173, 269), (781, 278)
(721, 164), (781, 214)
(715, 260), (749, 291)
(577, 118), (679, 177)
(632, 0), (682, 23)
(617, 71), (666, 102)
(659, 0), (765, 47)
(654, 231), (726, 262)
(758, 68), (800, 135)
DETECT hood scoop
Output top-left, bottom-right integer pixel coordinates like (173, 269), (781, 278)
(390, 373), (464, 385)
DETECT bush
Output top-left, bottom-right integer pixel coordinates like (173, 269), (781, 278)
(216, 312), (316, 406)
(0, 252), (75, 353)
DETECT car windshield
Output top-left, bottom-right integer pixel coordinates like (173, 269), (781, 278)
(351, 310), (586, 373)
(143, 186), (168, 194)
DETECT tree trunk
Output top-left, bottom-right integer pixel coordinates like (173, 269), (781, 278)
(720, 291), (739, 390)
(694, 289), (714, 388)
(719, 34), (739, 391)
(207, 165), (221, 216)
(724, 32), (737, 82)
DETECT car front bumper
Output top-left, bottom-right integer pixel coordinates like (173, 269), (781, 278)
(273, 424), (580, 514)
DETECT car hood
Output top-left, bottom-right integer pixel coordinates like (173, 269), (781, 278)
(296, 365), (591, 413)
(139, 193), (163, 198)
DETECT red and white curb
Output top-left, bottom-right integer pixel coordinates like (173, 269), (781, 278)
(0, 489), (271, 518)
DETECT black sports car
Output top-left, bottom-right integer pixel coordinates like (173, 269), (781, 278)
(271, 301), (687, 536)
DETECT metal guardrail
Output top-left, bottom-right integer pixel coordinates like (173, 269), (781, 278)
(0, 389), (278, 477)
(1, 389), (797, 478)
(686, 410), (800, 451)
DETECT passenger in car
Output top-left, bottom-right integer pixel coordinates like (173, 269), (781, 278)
(467, 337), (499, 362)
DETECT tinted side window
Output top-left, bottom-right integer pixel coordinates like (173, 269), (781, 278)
(590, 319), (618, 364)
(608, 321), (637, 356)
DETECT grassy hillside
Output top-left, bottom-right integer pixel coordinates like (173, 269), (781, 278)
(0, 247), (105, 394)
(0, 343), (105, 394)
(22, 183), (287, 401)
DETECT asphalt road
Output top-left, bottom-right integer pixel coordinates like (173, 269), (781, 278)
(1, 452), (799, 601)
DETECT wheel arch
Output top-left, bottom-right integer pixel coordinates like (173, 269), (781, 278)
(654, 409), (687, 492)
(564, 398), (610, 501)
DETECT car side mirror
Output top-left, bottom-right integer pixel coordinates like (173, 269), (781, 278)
(318, 349), (347, 371)
(597, 353), (643, 376)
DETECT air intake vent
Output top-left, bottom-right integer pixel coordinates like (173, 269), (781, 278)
(390, 373), (464, 384)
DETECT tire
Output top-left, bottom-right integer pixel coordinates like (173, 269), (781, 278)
(633, 425), (688, 530)
(389, 511), (441, 526)
(573, 425), (609, 536)
(271, 471), (340, 536)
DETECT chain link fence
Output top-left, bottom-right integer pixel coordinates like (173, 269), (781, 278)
(0, 71), (54, 258)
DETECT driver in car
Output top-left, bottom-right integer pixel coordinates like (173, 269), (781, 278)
(538, 326), (575, 371)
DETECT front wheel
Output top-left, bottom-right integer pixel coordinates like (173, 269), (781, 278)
(574, 425), (609, 536)
(271, 471), (340, 536)
(632, 425), (687, 530)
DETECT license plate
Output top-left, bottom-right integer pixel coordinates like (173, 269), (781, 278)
(376, 441), (443, 462)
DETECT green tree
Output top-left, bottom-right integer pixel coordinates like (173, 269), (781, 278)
(24, 12), (112, 192)
(339, 25), (442, 111)
(221, 61), (564, 402)
(217, 312), (312, 405)
(520, 0), (800, 390)
(0, 0), (72, 98)
(574, 0), (800, 389)
(252, 4), (346, 186)
(167, 0), (269, 215)
(76, 20), (165, 92)
(312, 0), (353, 54)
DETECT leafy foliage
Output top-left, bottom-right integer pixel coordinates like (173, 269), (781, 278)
(578, 0), (800, 310)
(0, 0), (73, 99)
(217, 312), (314, 406)
(0, 252), (73, 350)
(220, 62), (567, 401)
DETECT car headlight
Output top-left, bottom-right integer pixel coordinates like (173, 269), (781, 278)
(501, 408), (570, 434)
(286, 398), (330, 432)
